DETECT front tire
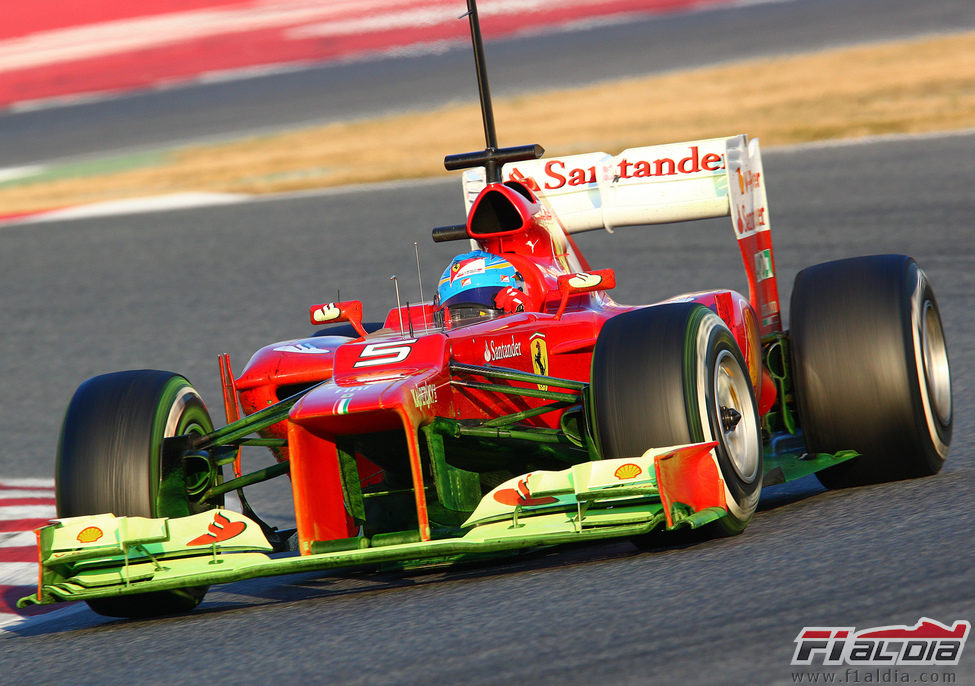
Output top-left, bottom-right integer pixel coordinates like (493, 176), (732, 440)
(56, 370), (217, 617)
(790, 254), (952, 488)
(590, 304), (762, 536)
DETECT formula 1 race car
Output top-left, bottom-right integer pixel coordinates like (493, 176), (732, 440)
(20, 1), (952, 618)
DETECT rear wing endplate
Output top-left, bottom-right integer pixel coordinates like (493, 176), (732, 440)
(461, 135), (781, 333)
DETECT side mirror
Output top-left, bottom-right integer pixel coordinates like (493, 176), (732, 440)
(309, 300), (368, 337)
(554, 269), (616, 319)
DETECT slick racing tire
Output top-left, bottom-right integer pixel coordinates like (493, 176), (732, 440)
(790, 254), (952, 489)
(56, 370), (217, 618)
(590, 303), (763, 537)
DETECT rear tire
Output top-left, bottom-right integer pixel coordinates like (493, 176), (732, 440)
(790, 255), (952, 488)
(56, 370), (217, 617)
(590, 304), (762, 536)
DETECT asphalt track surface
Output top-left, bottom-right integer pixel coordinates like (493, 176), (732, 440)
(2, 1), (975, 682)
(2, 0), (975, 167)
(0, 130), (973, 683)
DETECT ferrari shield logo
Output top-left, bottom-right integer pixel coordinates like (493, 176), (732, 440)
(530, 333), (548, 390)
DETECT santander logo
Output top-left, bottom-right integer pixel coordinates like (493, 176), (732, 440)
(484, 336), (522, 363)
(516, 145), (725, 190)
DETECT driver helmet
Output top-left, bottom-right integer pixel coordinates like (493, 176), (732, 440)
(436, 250), (524, 327)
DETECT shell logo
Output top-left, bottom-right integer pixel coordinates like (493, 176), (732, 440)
(614, 463), (642, 480)
(77, 526), (104, 543)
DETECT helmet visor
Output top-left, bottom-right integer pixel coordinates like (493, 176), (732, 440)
(441, 286), (503, 327)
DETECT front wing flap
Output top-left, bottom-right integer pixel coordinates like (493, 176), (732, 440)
(20, 444), (726, 609)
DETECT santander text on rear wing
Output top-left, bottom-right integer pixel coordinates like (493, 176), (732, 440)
(461, 135), (781, 333)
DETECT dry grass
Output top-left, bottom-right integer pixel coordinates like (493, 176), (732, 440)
(3, 31), (973, 214)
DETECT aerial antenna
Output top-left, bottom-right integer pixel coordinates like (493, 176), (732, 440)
(414, 242), (424, 304)
(444, 0), (544, 183)
(414, 241), (429, 330)
(390, 275), (404, 333)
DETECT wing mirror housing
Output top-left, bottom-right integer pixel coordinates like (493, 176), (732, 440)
(554, 269), (616, 319)
(309, 300), (368, 337)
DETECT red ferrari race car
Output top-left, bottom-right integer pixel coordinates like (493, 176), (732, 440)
(20, 1), (952, 619)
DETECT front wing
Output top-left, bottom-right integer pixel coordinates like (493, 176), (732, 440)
(20, 444), (728, 609)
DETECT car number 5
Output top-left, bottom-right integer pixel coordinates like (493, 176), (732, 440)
(353, 340), (417, 368)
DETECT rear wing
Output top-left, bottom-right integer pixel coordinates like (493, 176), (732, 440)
(461, 135), (781, 333)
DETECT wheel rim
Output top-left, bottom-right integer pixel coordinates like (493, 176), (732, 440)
(155, 384), (216, 516)
(921, 300), (951, 425)
(713, 349), (760, 482)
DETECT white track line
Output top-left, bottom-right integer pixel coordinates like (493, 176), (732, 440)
(1, 192), (248, 227)
(0, 492), (56, 502)
(0, 506), (54, 521)
(0, 531), (40, 548)
(766, 127), (975, 154)
(4, 129), (974, 229)
(0, 563), (38, 586)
